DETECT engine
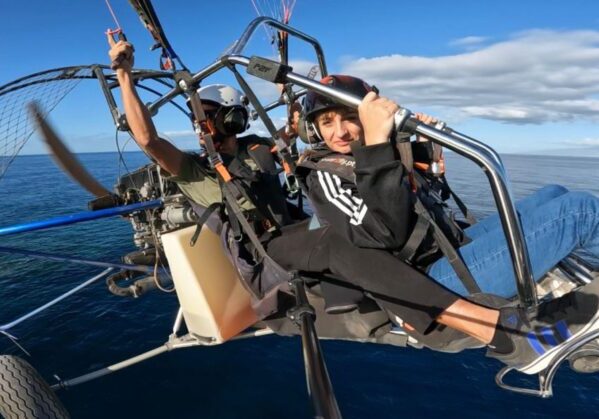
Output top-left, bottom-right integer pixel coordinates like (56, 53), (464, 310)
(113, 163), (197, 250)
(88, 162), (198, 297)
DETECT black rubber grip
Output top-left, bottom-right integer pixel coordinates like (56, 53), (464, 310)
(402, 116), (421, 134)
(247, 56), (293, 83)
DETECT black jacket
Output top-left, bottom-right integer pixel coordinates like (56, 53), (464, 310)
(298, 141), (415, 250)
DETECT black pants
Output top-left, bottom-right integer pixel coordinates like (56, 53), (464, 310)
(266, 224), (460, 333)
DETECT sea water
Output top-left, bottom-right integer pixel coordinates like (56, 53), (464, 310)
(0, 152), (598, 419)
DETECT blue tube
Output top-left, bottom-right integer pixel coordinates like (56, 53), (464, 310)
(0, 200), (163, 237)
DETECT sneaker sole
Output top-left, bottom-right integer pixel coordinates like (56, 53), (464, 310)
(518, 309), (599, 375)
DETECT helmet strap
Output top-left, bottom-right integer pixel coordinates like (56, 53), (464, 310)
(308, 121), (323, 143)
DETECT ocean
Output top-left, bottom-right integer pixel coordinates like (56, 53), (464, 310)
(0, 151), (598, 419)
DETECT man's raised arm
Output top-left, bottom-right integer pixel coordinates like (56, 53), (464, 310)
(107, 34), (185, 175)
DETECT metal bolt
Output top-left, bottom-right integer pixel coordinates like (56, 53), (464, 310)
(178, 80), (188, 90)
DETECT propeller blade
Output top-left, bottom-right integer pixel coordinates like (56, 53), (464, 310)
(28, 102), (112, 198)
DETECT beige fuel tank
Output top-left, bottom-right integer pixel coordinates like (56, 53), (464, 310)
(161, 225), (258, 343)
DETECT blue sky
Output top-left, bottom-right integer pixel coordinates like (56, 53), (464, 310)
(2, 0), (599, 157)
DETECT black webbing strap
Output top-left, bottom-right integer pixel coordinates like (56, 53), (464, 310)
(247, 144), (279, 175)
(227, 64), (300, 194)
(442, 175), (477, 225)
(190, 202), (222, 246)
(397, 214), (430, 261)
(413, 198), (481, 294)
(219, 180), (269, 260)
(396, 139), (478, 292)
(223, 200), (243, 240)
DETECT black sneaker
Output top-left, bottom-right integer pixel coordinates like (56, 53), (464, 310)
(489, 279), (599, 375)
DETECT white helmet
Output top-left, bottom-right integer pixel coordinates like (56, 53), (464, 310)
(198, 84), (248, 108)
(194, 84), (250, 136)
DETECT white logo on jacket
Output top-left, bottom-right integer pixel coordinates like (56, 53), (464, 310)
(317, 171), (368, 226)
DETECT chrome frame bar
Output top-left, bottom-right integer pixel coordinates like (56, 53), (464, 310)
(0, 268), (114, 333)
(558, 258), (593, 285)
(52, 321), (274, 391)
(496, 327), (599, 397)
(224, 17), (328, 76)
(147, 17), (328, 115)
(410, 124), (537, 306)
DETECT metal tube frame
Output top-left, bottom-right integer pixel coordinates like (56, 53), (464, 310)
(147, 17), (328, 115)
(409, 123), (537, 306)
(0, 200), (163, 237)
(496, 327), (599, 397)
(0, 246), (163, 274)
(51, 307), (274, 391)
(224, 17), (328, 76)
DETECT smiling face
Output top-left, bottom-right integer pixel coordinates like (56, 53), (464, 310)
(314, 107), (363, 154)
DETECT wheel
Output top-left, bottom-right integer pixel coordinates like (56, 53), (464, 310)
(0, 355), (69, 419)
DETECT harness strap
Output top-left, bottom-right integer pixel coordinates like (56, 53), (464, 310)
(219, 180), (269, 260)
(396, 138), (416, 191)
(190, 202), (222, 246)
(184, 76), (225, 173)
(396, 214), (430, 261)
(248, 143), (279, 175)
(396, 139), (414, 173)
(429, 141), (444, 175)
(227, 64), (300, 194)
(413, 198), (481, 294)
(223, 200), (243, 241)
(432, 142), (443, 164)
(442, 175), (477, 225)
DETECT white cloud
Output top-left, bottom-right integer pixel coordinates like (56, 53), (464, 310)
(565, 137), (599, 146)
(450, 36), (488, 48)
(341, 30), (599, 124)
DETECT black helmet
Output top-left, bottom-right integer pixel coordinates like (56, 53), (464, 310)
(298, 75), (373, 144)
(303, 75), (373, 122)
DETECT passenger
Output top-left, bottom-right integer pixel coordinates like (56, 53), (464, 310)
(109, 38), (599, 375)
(295, 74), (599, 374)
